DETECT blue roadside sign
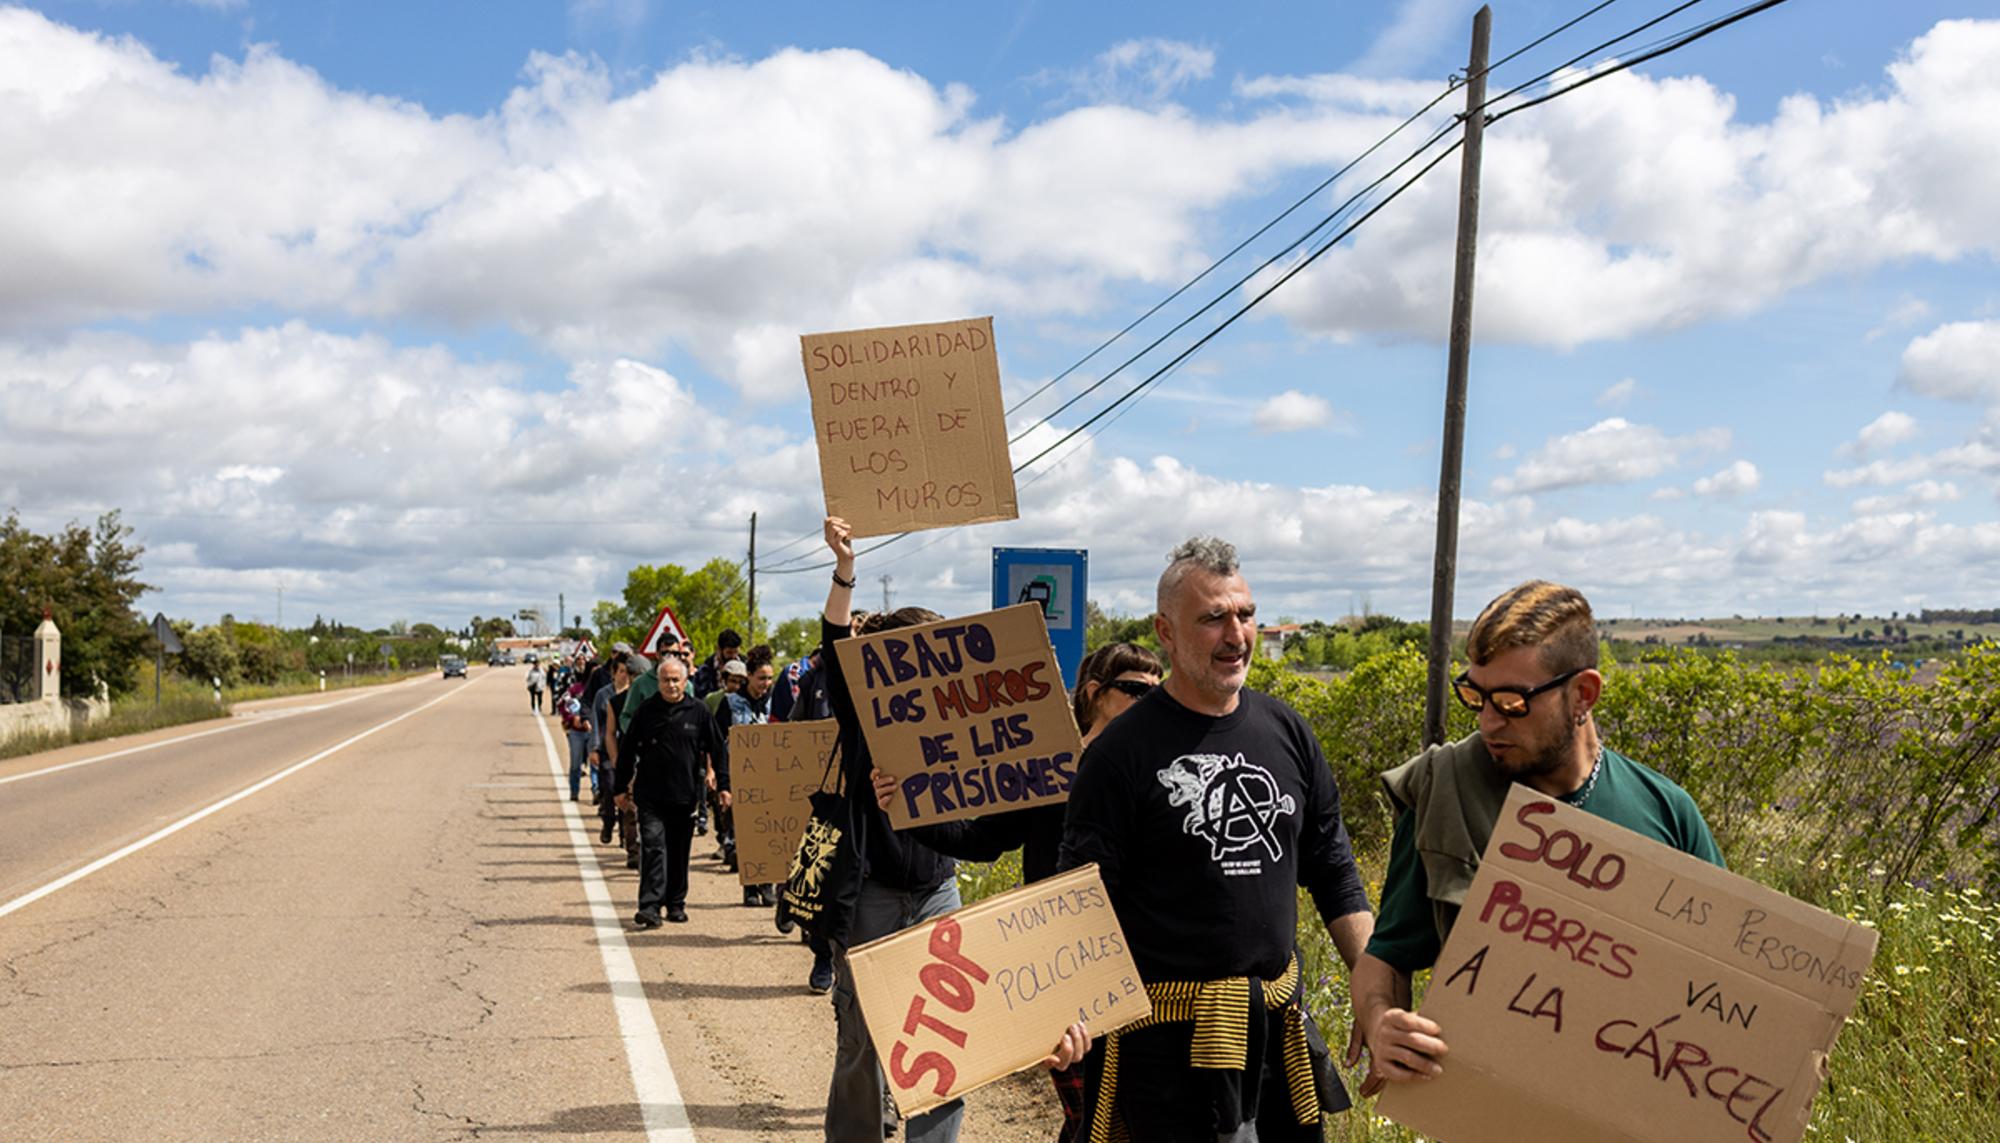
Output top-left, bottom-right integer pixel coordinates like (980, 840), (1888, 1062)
(992, 547), (1087, 689)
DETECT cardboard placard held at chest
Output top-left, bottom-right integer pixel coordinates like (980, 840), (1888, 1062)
(726, 720), (837, 886)
(847, 864), (1152, 1118)
(1375, 785), (1877, 1143)
(834, 603), (1083, 828)
(800, 316), (1019, 538)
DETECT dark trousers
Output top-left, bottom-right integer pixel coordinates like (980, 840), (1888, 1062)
(595, 765), (618, 824)
(636, 801), (697, 915)
(1085, 1018), (1323, 1143)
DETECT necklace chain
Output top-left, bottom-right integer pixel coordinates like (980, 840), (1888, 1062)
(1564, 742), (1606, 808)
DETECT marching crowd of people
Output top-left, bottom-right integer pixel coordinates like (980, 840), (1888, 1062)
(527, 517), (1723, 1143)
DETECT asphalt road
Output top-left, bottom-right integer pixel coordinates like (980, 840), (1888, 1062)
(0, 667), (1059, 1141)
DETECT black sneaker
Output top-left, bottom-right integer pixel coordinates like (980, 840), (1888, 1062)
(742, 887), (762, 908)
(667, 907), (689, 923)
(599, 820), (614, 844)
(774, 902), (796, 935)
(809, 955), (835, 995)
(633, 911), (662, 930)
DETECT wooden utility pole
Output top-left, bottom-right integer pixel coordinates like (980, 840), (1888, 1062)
(746, 512), (758, 638)
(1424, 5), (1491, 747)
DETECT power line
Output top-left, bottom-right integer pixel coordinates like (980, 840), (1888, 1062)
(760, 0), (1798, 579)
(758, 0), (1643, 574)
(763, 138), (1468, 578)
(1488, 0), (1795, 125)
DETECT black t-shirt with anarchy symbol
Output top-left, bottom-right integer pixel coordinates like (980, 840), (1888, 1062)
(1059, 686), (1371, 983)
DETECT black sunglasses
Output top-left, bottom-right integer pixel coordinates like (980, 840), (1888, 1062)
(1103, 678), (1154, 700)
(1453, 667), (1582, 718)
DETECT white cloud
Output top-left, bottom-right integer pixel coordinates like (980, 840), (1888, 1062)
(1596, 378), (1639, 408)
(1260, 21), (2000, 349)
(1693, 459), (1760, 497)
(1349, 0), (1477, 79)
(0, 323), (811, 623)
(1233, 73), (1439, 111)
(1899, 321), (2000, 403)
(9, 8), (1999, 396)
(1051, 39), (1217, 106)
(0, 11), (1409, 398)
(7, 321), (2000, 625)
(1492, 418), (1728, 494)
(1824, 439), (2000, 487)
(1251, 389), (1336, 433)
(1852, 480), (1961, 516)
(1839, 410), (1919, 457)
(1866, 294), (1932, 340)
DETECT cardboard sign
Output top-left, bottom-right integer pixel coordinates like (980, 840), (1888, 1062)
(847, 864), (1152, 1117)
(800, 316), (1019, 538)
(727, 720), (838, 886)
(1376, 786), (1877, 1143)
(834, 603), (1083, 828)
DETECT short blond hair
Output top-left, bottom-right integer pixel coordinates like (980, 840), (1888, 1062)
(1466, 580), (1597, 674)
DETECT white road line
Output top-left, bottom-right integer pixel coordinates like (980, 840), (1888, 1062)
(533, 711), (695, 1142)
(0, 684), (404, 789)
(0, 675), (484, 921)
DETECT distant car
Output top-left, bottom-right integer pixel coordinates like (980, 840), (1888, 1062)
(486, 650), (516, 667)
(441, 656), (468, 679)
(523, 652), (539, 664)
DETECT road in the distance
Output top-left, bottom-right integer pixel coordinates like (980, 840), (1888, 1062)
(0, 678), (444, 905)
(0, 665), (1060, 1140)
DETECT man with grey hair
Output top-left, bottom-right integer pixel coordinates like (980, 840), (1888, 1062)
(614, 652), (730, 928)
(1055, 535), (1374, 1141)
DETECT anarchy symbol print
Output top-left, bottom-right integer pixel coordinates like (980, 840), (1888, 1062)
(1156, 753), (1297, 865)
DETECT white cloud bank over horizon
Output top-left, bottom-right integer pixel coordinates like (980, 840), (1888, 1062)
(5, 10), (2000, 626)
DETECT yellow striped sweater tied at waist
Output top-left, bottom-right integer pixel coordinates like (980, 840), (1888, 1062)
(1088, 954), (1326, 1143)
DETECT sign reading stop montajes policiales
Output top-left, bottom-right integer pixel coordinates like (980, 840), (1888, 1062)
(800, 316), (1019, 539)
(846, 864), (1150, 1118)
(834, 602), (1083, 829)
(1376, 785), (1878, 1143)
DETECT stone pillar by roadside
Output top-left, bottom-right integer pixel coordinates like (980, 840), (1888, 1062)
(35, 612), (60, 702)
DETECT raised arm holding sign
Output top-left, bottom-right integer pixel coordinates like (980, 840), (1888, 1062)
(813, 517), (1085, 1143)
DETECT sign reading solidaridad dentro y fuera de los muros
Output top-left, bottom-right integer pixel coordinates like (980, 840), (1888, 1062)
(801, 316), (1020, 539)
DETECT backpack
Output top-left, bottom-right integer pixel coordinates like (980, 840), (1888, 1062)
(559, 693), (587, 732)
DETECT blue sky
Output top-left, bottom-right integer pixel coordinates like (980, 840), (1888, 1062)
(3, 0), (1997, 630)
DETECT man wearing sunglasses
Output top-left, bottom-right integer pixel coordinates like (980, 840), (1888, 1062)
(1348, 580), (1721, 1098)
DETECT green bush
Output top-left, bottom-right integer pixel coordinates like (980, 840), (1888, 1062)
(969, 642), (1999, 1140)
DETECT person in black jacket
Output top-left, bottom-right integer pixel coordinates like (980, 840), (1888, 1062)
(815, 517), (971, 1143)
(870, 639), (1161, 1143)
(614, 653), (729, 928)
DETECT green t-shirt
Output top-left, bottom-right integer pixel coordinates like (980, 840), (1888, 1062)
(1366, 747), (1723, 974)
(618, 668), (660, 735)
